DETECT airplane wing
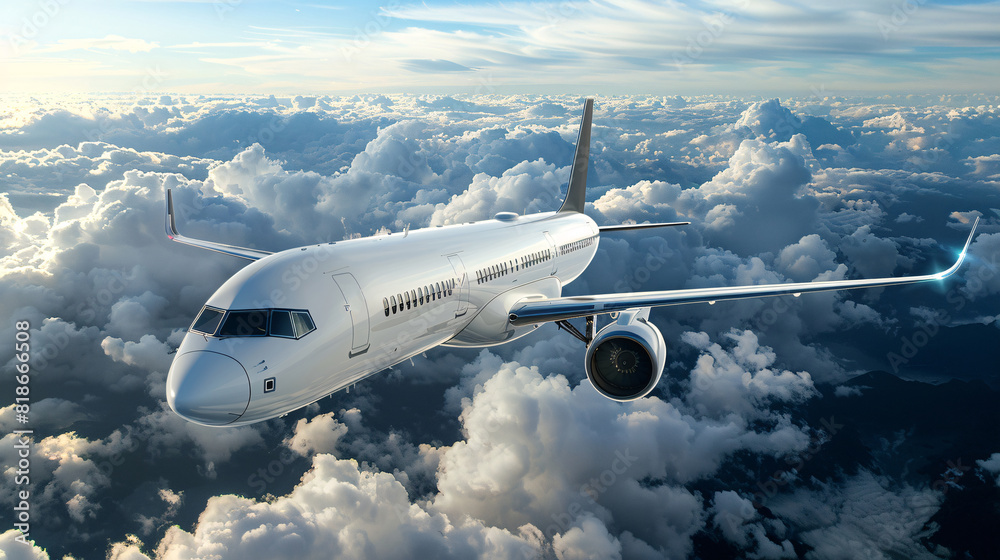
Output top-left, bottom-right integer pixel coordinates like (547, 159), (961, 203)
(165, 189), (273, 261)
(600, 222), (690, 232)
(508, 218), (979, 327)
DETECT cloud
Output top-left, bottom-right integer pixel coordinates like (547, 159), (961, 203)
(775, 234), (839, 282)
(134, 404), (265, 477)
(135, 487), (184, 537)
(428, 159), (565, 225)
(833, 385), (865, 397)
(895, 212), (924, 223)
(674, 133), (818, 255)
(768, 470), (943, 560)
(284, 412), (349, 457)
(978, 453), (1000, 485)
(376, 0), (1000, 93)
(959, 232), (1000, 300)
(0, 398), (89, 433)
(734, 99), (802, 142)
(402, 59), (475, 73)
(148, 456), (542, 560)
(0, 430), (132, 535)
(5, 1), (1000, 94)
(552, 515), (622, 560)
(0, 529), (49, 559)
(103, 291), (172, 338)
(590, 180), (686, 227)
(428, 352), (813, 557)
(42, 35), (160, 53)
(840, 224), (912, 278)
(710, 490), (795, 558)
(108, 535), (152, 560)
(102, 332), (178, 383)
(682, 329), (818, 418)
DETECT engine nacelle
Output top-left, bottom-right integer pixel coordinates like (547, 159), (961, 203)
(584, 308), (666, 401)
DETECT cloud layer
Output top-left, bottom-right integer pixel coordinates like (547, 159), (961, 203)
(1, 93), (998, 559)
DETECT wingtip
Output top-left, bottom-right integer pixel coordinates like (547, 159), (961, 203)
(936, 216), (981, 279)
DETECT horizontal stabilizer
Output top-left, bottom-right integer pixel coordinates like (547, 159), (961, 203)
(599, 222), (690, 232)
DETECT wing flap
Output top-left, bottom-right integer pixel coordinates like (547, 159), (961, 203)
(508, 218), (979, 326)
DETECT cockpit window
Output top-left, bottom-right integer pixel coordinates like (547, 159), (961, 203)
(189, 307), (316, 339)
(291, 312), (315, 337)
(270, 310), (295, 338)
(219, 310), (268, 336)
(191, 307), (225, 335)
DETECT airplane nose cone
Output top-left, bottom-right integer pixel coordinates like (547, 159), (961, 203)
(167, 351), (250, 426)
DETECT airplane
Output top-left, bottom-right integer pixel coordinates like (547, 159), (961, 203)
(164, 98), (980, 427)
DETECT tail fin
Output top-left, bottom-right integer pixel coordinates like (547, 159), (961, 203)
(558, 98), (593, 213)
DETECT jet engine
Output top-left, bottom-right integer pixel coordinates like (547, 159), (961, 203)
(584, 307), (666, 401)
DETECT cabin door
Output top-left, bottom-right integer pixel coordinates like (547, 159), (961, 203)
(544, 231), (559, 275)
(447, 254), (470, 317)
(331, 272), (371, 357)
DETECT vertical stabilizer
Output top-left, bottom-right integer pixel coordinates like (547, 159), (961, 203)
(558, 98), (593, 213)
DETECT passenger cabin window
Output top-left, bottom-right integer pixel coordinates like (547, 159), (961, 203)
(383, 298), (390, 317)
(391, 295), (397, 314)
(419, 286), (424, 304)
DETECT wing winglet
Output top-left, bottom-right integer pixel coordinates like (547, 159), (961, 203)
(933, 216), (978, 280)
(165, 189), (273, 261)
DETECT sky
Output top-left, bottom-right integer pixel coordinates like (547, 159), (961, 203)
(2, 0), (1000, 95)
(2, 1), (1000, 559)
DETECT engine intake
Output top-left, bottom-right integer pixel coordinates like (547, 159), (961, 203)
(584, 308), (665, 401)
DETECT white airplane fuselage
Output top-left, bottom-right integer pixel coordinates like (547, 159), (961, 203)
(167, 211), (599, 426)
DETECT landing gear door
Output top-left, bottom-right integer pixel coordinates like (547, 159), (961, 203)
(331, 273), (370, 356)
(447, 254), (470, 317)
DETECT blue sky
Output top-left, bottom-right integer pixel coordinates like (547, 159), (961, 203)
(2, 1), (999, 96)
